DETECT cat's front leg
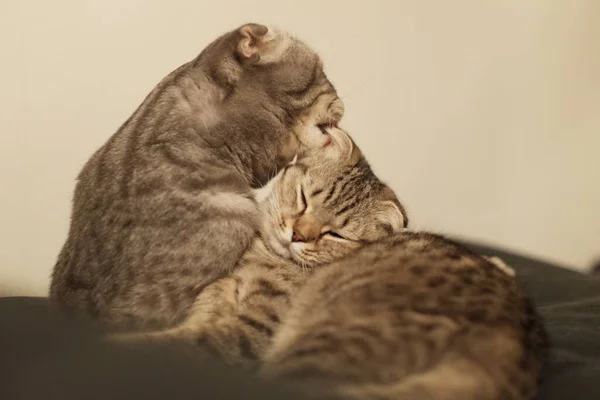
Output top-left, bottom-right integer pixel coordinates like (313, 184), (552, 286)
(109, 275), (279, 367)
(108, 278), (263, 367)
(108, 278), (238, 344)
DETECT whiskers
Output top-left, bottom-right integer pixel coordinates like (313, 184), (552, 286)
(266, 164), (279, 184)
(292, 247), (320, 274)
(251, 162), (279, 189)
(294, 254), (311, 275)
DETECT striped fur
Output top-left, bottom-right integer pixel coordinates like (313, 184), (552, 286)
(261, 232), (549, 400)
(111, 129), (408, 365)
(50, 23), (343, 330)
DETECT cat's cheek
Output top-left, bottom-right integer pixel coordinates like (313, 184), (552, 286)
(290, 242), (306, 259)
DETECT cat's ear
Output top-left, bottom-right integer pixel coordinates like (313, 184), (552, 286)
(375, 201), (407, 234)
(327, 128), (363, 164)
(375, 187), (408, 233)
(236, 23), (269, 63)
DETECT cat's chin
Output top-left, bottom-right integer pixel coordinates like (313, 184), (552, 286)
(263, 230), (293, 260)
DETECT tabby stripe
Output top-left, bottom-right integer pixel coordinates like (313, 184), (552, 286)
(256, 305), (281, 324)
(321, 271), (400, 305)
(120, 64), (190, 197)
(238, 333), (258, 360)
(322, 184), (338, 205)
(323, 175), (348, 206)
(279, 164), (290, 180)
(324, 270), (380, 296)
(159, 144), (201, 171)
(145, 104), (171, 145)
(195, 333), (225, 359)
(293, 162), (309, 175)
(335, 196), (364, 217)
(336, 167), (362, 196)
(256, 262), (279, 271)
(312, 331), (339, 344)
(238, 315), (273, 337)
(246, 287), (288, 299)
(346, 336), (375, 358)
(334, 197), (361, 217)
(284, 61), (319, 97)
(289, 344), (339, 359)
(65, 275), (93, 291)
(310, 188), (324, 196)
(178, 85), (192, 105)
(288, 330), (338, 350)
(346, 325), (384, 342)
(339, 217), (350, 228)
(178, 173), (245, 194)
(256, 279), (288, 297)
(234, 275), (243, 287)
(119, 89), (164, 197)
(96, 81), (157, 189)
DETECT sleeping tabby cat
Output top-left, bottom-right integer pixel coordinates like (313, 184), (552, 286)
(114, 126), (546, 400)
(50, 23), (343, 330)
(261, 239), (548, 400)
(113, 124), (546, 399)
(112, 127), (408, 362)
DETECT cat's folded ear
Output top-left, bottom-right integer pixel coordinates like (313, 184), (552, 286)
(236, 23), (270, 64)
(375, 187), (408, 233)
(327, 128), (363, 165)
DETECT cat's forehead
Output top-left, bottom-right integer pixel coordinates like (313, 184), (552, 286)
(300, 160), (348, 184)
(259, 26), (320, 65)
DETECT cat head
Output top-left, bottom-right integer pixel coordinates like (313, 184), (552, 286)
(257, 128), (408, 267)
(232, 23), (343, 121)
(204, 23), (344, 177)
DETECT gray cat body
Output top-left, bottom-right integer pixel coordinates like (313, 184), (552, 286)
(50, 23), (343, 330)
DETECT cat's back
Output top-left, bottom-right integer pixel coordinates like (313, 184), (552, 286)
(48, 63), (238, 321)
(262, 232), (548, 400)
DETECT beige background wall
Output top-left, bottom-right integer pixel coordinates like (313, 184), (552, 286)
(1, 0), (599, 296)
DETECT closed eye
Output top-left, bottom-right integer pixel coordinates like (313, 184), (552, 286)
(323, 231), (346, 240)
(317, 122), (336, 134)
(294, 186), (307, 216)
(300, 188), (307, 209)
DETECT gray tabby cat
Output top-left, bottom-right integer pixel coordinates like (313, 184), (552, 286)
(261, 234), (548, 400)
(50, 23), (344, 330)
(112, 127), (408, 362)
(114, 126), (547, 400)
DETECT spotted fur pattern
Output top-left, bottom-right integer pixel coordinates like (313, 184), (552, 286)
(261, 232), (549, 400)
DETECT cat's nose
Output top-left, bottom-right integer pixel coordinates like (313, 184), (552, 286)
(292, 216), (321, 243)
(291, 230), (305, 242)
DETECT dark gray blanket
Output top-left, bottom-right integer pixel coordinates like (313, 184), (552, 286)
(1, 241), (599, 399)
(467, 242), (600, 400)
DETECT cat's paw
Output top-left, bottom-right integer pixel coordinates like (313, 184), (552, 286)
(485, 256), (516, 277)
